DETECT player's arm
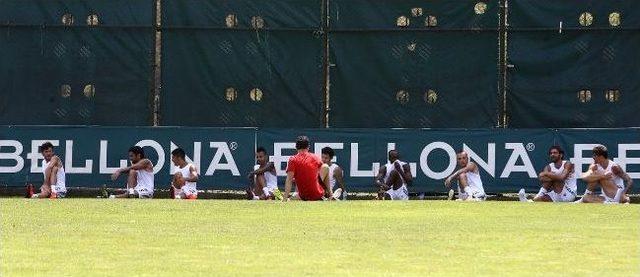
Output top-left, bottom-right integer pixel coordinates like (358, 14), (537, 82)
(334, 166), (346, 190)
(400, 163), (413, 186)
(444, 162), (475, 187)
(546, 162), (574, 181)
(252, 162), (275, 176)
(185, 164), (199, 182)
(111, 159), (152, 180)
(538, 165), (552, 181)
(612, 165), (633, 194)
(44, 156), (62, 186)
(581, 164), (607, 182)
(283, 171), (294, 201)
(375, 166), (388, 190)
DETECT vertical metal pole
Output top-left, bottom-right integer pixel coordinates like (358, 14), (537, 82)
(152, 0), (162, 126)
(498, 0), (509, 128)
(322, 0), (331, 128)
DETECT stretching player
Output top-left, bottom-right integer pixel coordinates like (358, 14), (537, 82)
(444, 150), (486, 201)
(518, 146), (577, 202)
(170, 148), (199, 199)
(576, 145), (632, 204)
(374, 150), (412, 200)
(247, 147), (281, 200)
(321, 147), (347, 200)
(27, 142), (67, 198)
(283, 136), (333, 201)
(109, 146), (155, 198)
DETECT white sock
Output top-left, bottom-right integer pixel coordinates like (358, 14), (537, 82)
(252, 196), (259, 200)
(518, 188), (527, 202)
(31, 194), (39, 198)
(128, 188), (135, 194)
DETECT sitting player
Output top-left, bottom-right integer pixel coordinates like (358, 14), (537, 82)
(170, 148), (199, 200)
(444, 150), (486, 201)
(109, 146), (155, 198)
(374, 150), (412, 200)
(321, 147), (347, 200)
(283, 136), (333, 201)
(246, 147), (281, 200)
(576, 145), (632, 204)
(518, 146), (577, 202)
(27, 142), (67, 198)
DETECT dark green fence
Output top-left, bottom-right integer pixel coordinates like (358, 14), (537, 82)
(507, 0), (640, 127)
(0, 0), (638, 128)
(0, 0), (155, 126)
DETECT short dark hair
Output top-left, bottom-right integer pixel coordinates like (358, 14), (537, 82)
(592, 145), (608, 159)
(38, 142), (54, 153)
(388, 149), (399, 160)
(128, 146), (145, 158)
(171, 148), (186, 160)
(256, 146), (267, 154)
(295, 136), (310, 150)
(321, 147), (334, 158)
(549, 145), (564, 158)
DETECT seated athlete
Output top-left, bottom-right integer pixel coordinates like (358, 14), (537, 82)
(444, 150), (486, 201)
(247, 147), (281, 200)
(374, 150), (412, 200)
(518, 146), (577, 202)
(170, 148), (199, 199)
(27, 142), (67, 199)
(321, 147), (347, 200)
(576, 145), (632, 204)
(283, 136), (333, 201)
(109, 146), (155, 198)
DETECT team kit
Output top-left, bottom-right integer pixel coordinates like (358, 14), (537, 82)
(27, 136), (633, 204)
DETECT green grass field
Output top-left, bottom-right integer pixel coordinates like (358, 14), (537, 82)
(1, 199), (639, 276)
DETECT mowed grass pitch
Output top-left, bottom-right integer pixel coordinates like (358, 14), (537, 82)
(1, 199), (638, 276)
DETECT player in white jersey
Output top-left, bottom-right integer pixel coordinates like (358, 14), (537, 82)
(375, 150), (413, 200)
(170, 148), (199, 200)
(321, 147), (347, 200)
(444, 151), (486, 201)
(109, 146), (155, 198)
(577, 145), (632, 204)
(518, 146), (577, 202)
(28, 142), (67, 198)
(246, 147), (281, 200)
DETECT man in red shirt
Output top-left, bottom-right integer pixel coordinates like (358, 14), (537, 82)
(284, 136), (332, 201)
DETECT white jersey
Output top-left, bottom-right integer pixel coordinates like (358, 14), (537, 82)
(463, 170), (485, 196)
(42, 158), (66, 193)
(596, 160), (624, 189)
(327, 163), (340, 190)
(177, 163), (197, 192)
(548, 161), (577, 192)
(383, 160), (408, 186)
(254, 164), (278, 190)
(135, 161), (155, 193)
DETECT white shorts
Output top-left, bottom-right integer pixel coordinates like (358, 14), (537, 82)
(548, 186), (576, 202)
(177, 186), (197, 199)
(262, 186), (276, 196)
(458, 187), (486, 201)
(134, 186), (153, 198)
(386, 185), (409, 200)
(53, 187), (67, 198)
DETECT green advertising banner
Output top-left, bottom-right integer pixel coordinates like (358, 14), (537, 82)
(0, 126), (638, 194)
(257, 128), (639, 193)
(0, 126), (256, 190)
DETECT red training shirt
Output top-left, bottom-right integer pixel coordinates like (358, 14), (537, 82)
(286, 151), (324, 201)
